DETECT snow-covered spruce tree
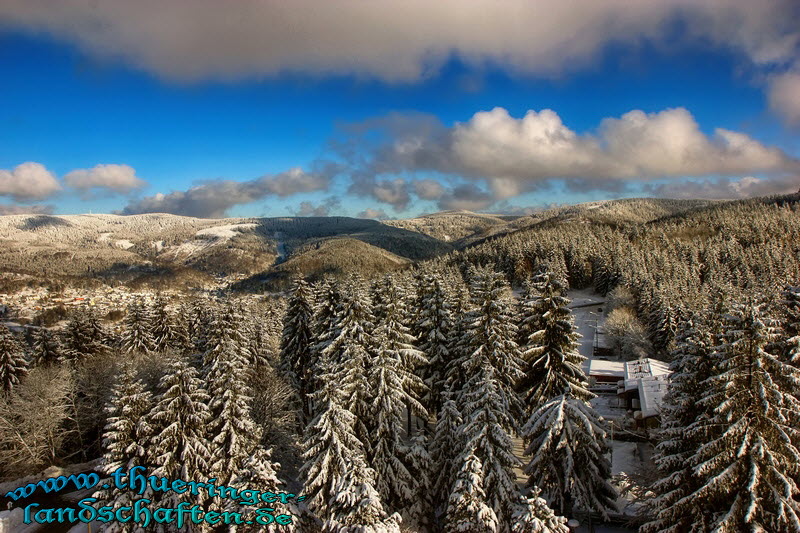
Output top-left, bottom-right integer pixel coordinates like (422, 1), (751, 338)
(225, 448), (295, 533)
(431, 395), (463, 518)
(323, 457), (403, 533)
(782, 285), (800, 364)
(648, 293), (678, 355)
(280, 275), (316, 425)
(150, 296), (190, 354)
(679, 301), (800, 532)
(204, 336), (264, 489)
(188, 300), (211, 356)
(122, 301), (155, 354)
(516, 278), (542, 348)
(62, 307), (110, 359)
(510, 487), (569, 533)
(447, 266), (524, 419)
(146, 357), (213, 509)
(94, 367), (153, 533)
(310, 277), (342, 380)
(518, 271), (591, 410)
(300, 367), (370, 525)
(414, 273), (456, 415)
(200, 303), (245, 375)
(404, 434), (435, 531)
(366, 297), (427, 513)
(521, 394), (617, 519)
(321, 277), (376, 448)
(445, 452), (500, 533)
(0, 325), (27, 394)
(642, 314), (721, 533)
(30, 327), (62, 367)
(372, 274), (428, 430)
(457, 360), (521, 528)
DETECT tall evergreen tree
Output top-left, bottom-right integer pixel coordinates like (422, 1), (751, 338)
(372, 273), (428, 432)
(62, 307), (110, 358)
(321, 278), (375, 447)
(150, 296), (190, 353)
(516, 278), (542, 348)
(445, 452), (500, 533)
(415, 274), (456, 415)
(30, 327), (62, 367)
(678, 301), (800, 531)
(521, 394), (617, 519)
(205, 337), (262, 487)
(642, 315), (721, 532)
(226, 448), (290, 533)
(367, 320), (425, 512)
(122, 301), (155, 354)
(147, 358), (213, 509)
(188, 300), (211, 356)
(518, 271), (591, 409)
(280, 276), (315, 424)
(510, 488), (569, 533)
(404, 434), (434, 531)
(782, 285), (800, 364)
(94, 367), (153, 533)
(323, 457), (402, 533)
(431, 395), (463, 518)
(300, 368), (370, 524)
(457, 361), (521, 527)
(448, 266), (524, 420)
(0, 325), (27, 394)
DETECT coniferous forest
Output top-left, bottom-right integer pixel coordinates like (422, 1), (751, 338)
(1, 194), (800, 531)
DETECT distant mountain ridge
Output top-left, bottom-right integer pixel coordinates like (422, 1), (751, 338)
(0, 197), (771, 291)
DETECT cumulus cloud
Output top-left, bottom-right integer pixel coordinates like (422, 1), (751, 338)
(357, 208), (388, 220)
(644, 175), (799, 200)
(339, 106), (799, 210)
(0, 1), (796, 84)
(448, 107), (796, 180)
(437, 184), (496, 211)
(0, 203), (55, 215)
(294, 197), (341, 217)
(349, 176), (412, 211)
(0, 162), (61, 201)
(413, 179), (445, 200)
(64, 163), (147, 193)
(409, 179), (495, 211)
(768, 71), (800, 126)
(122, 166), (337, 218)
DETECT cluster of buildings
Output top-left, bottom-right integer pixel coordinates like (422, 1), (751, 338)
(589, 357), (671, 428)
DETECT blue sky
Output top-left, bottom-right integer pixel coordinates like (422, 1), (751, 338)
(0, 1), (798, 218)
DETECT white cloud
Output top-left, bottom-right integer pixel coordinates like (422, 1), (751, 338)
(645, 175), (799, 199)
(0, 1), (796, 83)
(294, 197), (340, 217)
(341, 106), (799, 209)
(449, 107), (796, 181)
(64, 163), (146, 193)
(122, 166), (337, 218)
(356, 107), (798, 183)
(262, 167), (333, 197)
(0, 162), (61, 201)
(357, 208), (388, 220)
(413, 179), (445, 200)
(768, 71), (800, 126)
(0, 203), (54, 215)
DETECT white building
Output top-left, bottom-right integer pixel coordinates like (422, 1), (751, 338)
(617, 358), (671, 427)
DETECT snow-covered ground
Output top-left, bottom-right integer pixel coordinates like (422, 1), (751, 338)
(195, 222), (257, 240)
(568, 288), (609, 375)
